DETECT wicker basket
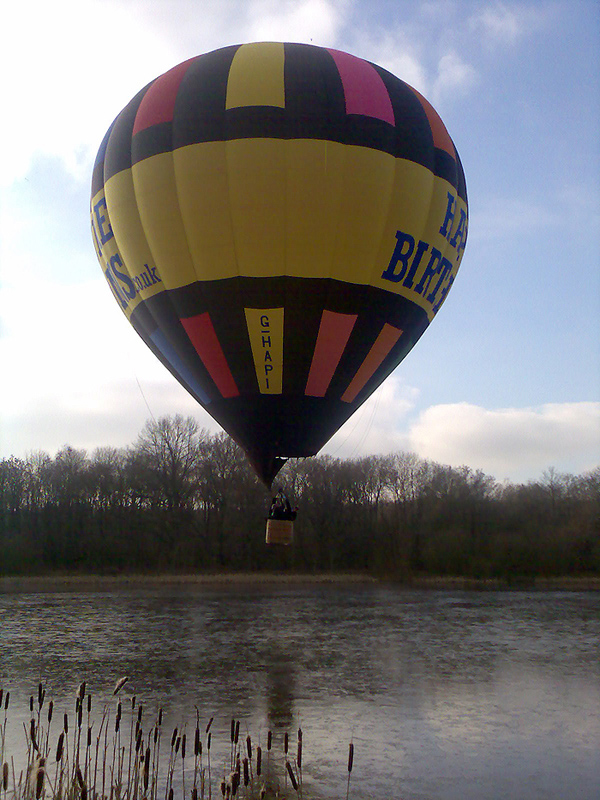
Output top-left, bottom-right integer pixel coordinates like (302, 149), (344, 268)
(265, 518), (294, 546)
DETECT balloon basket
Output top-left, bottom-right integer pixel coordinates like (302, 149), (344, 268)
(265, 518), (294, 546)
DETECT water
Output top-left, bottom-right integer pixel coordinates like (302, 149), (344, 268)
(1, 580), (599, 799)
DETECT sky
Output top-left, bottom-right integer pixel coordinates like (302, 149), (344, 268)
(1, 0), (599, 484)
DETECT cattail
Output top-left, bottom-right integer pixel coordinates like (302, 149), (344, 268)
(256, 747), (262, 776)
(75, 766), (84, 789)
(246, 735), (252, 760)
(143, 747), (150, 791)
(181, 733), (186, 760)
(87, 694), (91, 714)
(207, 732), (212, 751)
(168, 788), (173, 800)
(234, 720), (240, 745)
(137, 705), (143, 723)
(347, 742), (354, 773)
(158, 708), (163, 727)
(63, 713), (68, 734)
(77, 702), (83, 728)
(205, 716), (214, 733)
(260, 788), (266, 800)
(30, 718), (39, 752)
(170, 728), (178, 749)
(113, 677), (128, 695)
(230, 719), (235, 743)
(136, 728), (143, 753)
(56, 732), (64, 762)
(284, 732), (289, 755)
(231, 771), (239, 795)
(87, 727), (92, 748)
(3, 762), (9, 791)
(191, 788), (198, 800)
(35, 766), (44, 799)
(38, 683), (44, 707)
(77, 682), (86, 702)
(243, 758), (249, 786)
(297, 739), (302, 770)
(4, 692), (9, 710)
(267, 731), (272, 751)
(285, 761), (298, 791)
(30, 696), (34, 713)
(194, 726), (200, 756)
(131, 695), (136, 710)
(81, 786), (87, 800)
(220, 779), (226, 797)
(47, 701), (53, 724)
(0, 689), (3, 707)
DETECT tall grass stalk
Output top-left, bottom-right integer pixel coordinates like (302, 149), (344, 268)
(0, 684), (354, 800)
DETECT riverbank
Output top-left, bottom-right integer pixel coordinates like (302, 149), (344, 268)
(1, 572), (598, 593)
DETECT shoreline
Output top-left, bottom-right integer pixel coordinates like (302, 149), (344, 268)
(0, 572), (599, 593)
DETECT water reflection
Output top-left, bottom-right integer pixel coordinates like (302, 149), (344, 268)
(1, 582), (599, 800)
(264, 646), (295, 730)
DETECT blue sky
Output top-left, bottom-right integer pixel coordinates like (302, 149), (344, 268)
(1, 0), (598, 483)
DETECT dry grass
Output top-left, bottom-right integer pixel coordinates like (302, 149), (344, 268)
(1, 683), (352, 800)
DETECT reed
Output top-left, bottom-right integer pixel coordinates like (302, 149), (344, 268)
(0, 685), (355, 800)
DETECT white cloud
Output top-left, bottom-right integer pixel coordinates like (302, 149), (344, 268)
(246, 0), (348, 43)
(0, 0), (351, 189)
(431, 51), (478, 105)
(324, 378), (418, 459)
(473, 2), (524, 45)
(348, 28), (429, 94)
(469, 1), (556, 48)
(0, 0), (177, 188)
(1, 377), (219, 459)
(407, 402), (600, 481)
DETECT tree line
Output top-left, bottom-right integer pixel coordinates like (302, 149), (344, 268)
(1, 415), (598, 578)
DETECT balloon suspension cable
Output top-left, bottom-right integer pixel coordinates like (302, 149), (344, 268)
(328, 383), (383, 460)
(134, 373), (157, 422)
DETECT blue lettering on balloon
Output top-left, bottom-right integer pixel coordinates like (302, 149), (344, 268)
(438, 192), (456, 239)
(110, 254), (136, 300)
(93, 198), (114, 246)
(380, 231), (415, 283)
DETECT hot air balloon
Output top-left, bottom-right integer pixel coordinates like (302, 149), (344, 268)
(90, 42), (468, 488)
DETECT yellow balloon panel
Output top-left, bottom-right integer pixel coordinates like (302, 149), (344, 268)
(226, 41), (286, 109)
(131, 154), (197, 290)
(173, 142), (239, 282)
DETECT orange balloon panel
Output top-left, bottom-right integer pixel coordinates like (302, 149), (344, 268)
(91, 42), (468, 485)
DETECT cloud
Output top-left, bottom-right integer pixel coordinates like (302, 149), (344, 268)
(407, 401), (600, 481)
(0, 0), (352, 188)
(0, 0), (177, 188)
(324, 378), (418, 459)
(246, 0), (349, 43)
(1, 377), (220, 459)
(431, 51), (478, 105)
(469, 1), (557, 48)
(472, 2), (524, 45)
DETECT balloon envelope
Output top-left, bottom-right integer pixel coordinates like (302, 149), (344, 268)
(91, 42), (468, 486)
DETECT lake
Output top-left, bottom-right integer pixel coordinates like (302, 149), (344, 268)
(1, 578), (599, 799)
